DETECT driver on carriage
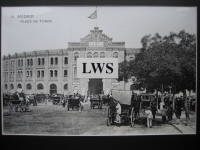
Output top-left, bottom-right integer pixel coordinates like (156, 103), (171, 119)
(114, 100), (121, 124)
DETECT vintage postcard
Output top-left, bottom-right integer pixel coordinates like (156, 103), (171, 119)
(1, 6), (197, 135)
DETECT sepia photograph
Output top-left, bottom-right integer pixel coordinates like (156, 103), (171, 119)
(1, 6), (197, 136)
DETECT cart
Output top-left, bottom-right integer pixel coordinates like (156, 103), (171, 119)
(90, 95), (102, 109)
(67, 96), (80, 111)
(107, 90), (135, 127)
(8, 93), (29, 112)
(102, 95), (110, 106)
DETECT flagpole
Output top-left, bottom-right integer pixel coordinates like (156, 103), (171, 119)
(96, 7), (97, 27)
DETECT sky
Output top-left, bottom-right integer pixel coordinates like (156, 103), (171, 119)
(1, 6), (197, 56)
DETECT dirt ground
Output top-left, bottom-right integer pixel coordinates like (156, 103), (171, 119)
(3, 102), (181, 136)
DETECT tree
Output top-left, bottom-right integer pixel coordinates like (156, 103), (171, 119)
(126, 30), (196, 125)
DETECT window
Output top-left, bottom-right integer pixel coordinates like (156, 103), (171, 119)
(37, 71), (40, 77)
(26, 84), (32, 90)
(74, 52), (79, 63)
(100, 52), (105, 58)
(93, 52), (98, 58)
(41, 70), (44, 77)
(87, 52), (92, 58)
(50, 70), (53, 77)
(20, 71), (23, 78)
(30, 59), (33, 66)
(18, 84), (22, 88)
(51, 57), (53, 65)
(21, 60), (23, 66)
(18, 60), (20, 67)
(64, 70), (68, 77)
(55, 57), (58, 65)
(113, 52), (118, 58)
(37, 83), (44, 90)
(64, 84), (68, 90)
(38, 58), (41, 65)
(27, 71), (29, 77)
(27, 59), (29, 66)
(54, 70), (57, 77)
(64, 57), (68, 64)
(10, 84), (14, 89)
(30, 71), (32, 77)
(42, 58), (45, 65)
(5, 84), (8, 89)
(74, 67), (77, 78)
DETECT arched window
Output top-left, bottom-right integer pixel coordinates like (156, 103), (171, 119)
(55, 57), (58, 65)
(37, 70), (40, 77)
(30, 71), (32, 77)
(113, 52), (118, 58)
(5, 84), (8, 89)
(42, 58), (45, 65)
(64, 70), (68, 77)
(74, 52), (79, 63)
(10, 84), (14, 89)
(100, 52), (105, 58)
(37, 83), (44, 90)
(20, 71), (23, 78)
(41, 70), (44, 77)
(21, 60), (23, 66)
(50, 70), (53, 77)
(50, 57), (53, 65)
(18, 60), (20, 67)
(87, 52), (92, 58)
(30, 59), (33, 66)
(54, 70), (58, 77)
(38, 58), (41, 65)
(93, 52), (98, 58)
(18, 84), (22, 88)
(64, 57), (68, 64)
(27, 71), (29, 77)
(27, 59), (29, 66)
(26, 83), (32, 90)
(64, 84), (68, 90)
(74, 67), (77, 78)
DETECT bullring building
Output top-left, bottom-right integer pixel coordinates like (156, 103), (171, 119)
(2, 27), (140, 96)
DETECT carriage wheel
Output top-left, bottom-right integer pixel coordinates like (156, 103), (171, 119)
(107, 107), (112, 126)
(130, 108), (135, 127)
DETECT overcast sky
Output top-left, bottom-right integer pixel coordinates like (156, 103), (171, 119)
(1, 6), (197, 56)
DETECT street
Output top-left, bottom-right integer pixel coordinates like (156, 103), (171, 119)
(3, 102), (195, 135)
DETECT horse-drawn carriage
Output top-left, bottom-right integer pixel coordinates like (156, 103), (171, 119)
(50, 94), (64, 105)
(102, 95), (110, 106)
(90, 95), (102, 109)
(8, 93), (29, 112)
(67, 95), (80, 110)
(107, 90), (135, 127)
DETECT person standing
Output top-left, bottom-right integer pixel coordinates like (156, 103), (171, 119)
(145, 107), (153, 128)
(151, 102), (157, 122)
(175, 98), (182, 125)
(160, 105), (167, 123)
(167, 103), (173, 121)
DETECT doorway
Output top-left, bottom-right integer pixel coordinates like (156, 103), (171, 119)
(88, 79), (103, 95)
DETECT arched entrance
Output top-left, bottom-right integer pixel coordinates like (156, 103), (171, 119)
(50, 84), (57, 95)
(88, 79), (103, 95)
(73, 86), (78, 94)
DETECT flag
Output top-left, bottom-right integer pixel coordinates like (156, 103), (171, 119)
(88, 9), (97, 19)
